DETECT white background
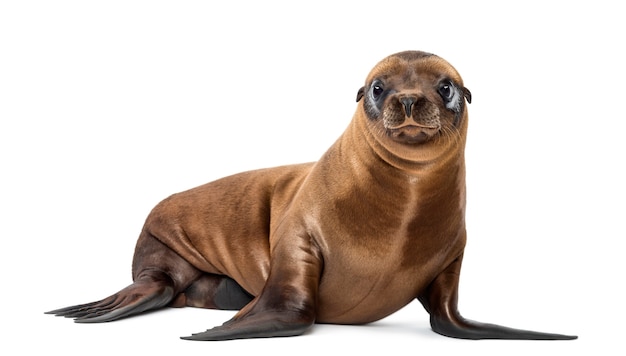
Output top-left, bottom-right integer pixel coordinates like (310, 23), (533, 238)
(1, 1), (623, 355)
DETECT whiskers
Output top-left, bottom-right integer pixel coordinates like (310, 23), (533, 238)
(434, 123), (462, 148)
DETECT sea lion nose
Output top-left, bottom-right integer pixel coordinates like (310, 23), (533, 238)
(399, 95), (419, 117)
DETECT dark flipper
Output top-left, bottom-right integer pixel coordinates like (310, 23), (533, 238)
(181, 229), (322, 341)
(46, 230), (257, 324)
(427, 314), (577, 340)
(181, 290), (315, 341)
(46, 273), (255, 323)
(182, 323), (310, 341)
(181, 304), (312, 341)
(46, 274), (177, 323)
(46, 231), (202, 323)
(418, 255), (577, 340)
(171, 274), (254, 310)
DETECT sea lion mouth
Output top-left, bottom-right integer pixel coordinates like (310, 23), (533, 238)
(388, 124), (439, 144)
(389, 121), (439, 130)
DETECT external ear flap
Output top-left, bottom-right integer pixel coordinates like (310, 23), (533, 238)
(356, 87), (365, 102)
(463, 87), (472, 104)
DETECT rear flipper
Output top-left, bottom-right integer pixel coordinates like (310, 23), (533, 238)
(46, 272), (255, 323)
(46, 271), (177, 323)
(46, 229), (255, 322)
(170, 274), (254, 310)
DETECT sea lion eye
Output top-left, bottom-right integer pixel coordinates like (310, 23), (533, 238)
(438, 83), (453, 100)
(371, 82), (384, 99)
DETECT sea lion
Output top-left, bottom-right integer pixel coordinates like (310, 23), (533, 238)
(47, 50), (577, 341)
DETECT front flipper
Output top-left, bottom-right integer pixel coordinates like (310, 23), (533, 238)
(182, 230), (323, 341)
(418, 255), (577, 340)
(182, 296), (314, 340)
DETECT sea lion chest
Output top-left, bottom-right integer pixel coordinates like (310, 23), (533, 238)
(288, 157), (467, 324)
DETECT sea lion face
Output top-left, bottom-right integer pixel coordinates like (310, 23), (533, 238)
(356, 51), (472, 146)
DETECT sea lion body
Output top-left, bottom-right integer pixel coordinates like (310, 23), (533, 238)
(47, 51), (576, 341)
(145, 164), (312, 300)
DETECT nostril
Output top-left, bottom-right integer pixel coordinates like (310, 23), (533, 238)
(399, 97), (416, 117)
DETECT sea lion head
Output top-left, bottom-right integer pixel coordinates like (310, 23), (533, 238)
(356, 51), (471, 150)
